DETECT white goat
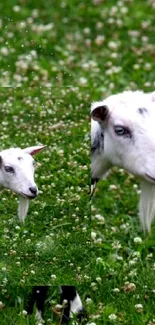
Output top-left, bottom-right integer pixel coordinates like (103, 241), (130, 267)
(91, 90), (155, 232)
(0, 145), (46, 222)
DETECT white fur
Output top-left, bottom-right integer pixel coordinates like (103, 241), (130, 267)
(18, 197), (30, 223)
(35, 309), (43, 324)
(70, 293), (83, 314)
(0, 145), (46, 222)
(91, 90), (155, 232)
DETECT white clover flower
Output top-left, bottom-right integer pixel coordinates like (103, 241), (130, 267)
(141, 36), (149, 42)
(95, 214), (105, 224)
(32, 9), (39, 18)
(129, 260), (137, 266)
(128, 30), (140, 37)
(96, 238), (102, 244)
(2, 277), (8, 284)
(109, 184), (118, 190)
(133, 184), (138, 189)
(123, 282), (136, 292)
(111, 53), (118, 59)
(132, 251), (140, 258)
(62, 299), (68, 307)
(79, 77), (88, 86)
(83, 28), (90, 34)
(135, 304), (143, 312)
(0, 47), (9, 56)
(13, 5), (21, 12)
(112, 241), (121, 249)
(96, 257), (103, 263)
(86, 298), (93, 304)
(133, 64), (140, 70)
(120, 7), (128, 13)
(145, 63), (151, 70)
(26, 239), (31, 244)
(108, 41), (118, 49)
(112, 288), (120, 293)
(95, 35), (105, 46)
(134, 237), (142, 244)
(108, 314), (117, 320)
(15, 225), (20, 230)
(128, 269), (137, 277)
(55, 303), (63, 311)
(30, 270), (35, 274)
(22, 310), (28, 316)
(91, 231), (97, 240)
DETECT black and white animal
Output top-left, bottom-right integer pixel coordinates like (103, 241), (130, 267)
(26, 286), (87, 324)
(0, 145), (46, 222)
(91, 90), (155, 232)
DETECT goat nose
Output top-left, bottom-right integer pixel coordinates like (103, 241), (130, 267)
(29, 186), (37, 196)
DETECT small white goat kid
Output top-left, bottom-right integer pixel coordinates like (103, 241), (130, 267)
(91, 90), (155, 232)
(0, 145), (46, 222)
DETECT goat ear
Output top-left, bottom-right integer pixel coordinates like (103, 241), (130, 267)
(23, 145), (47, 156)
(91, 104), (109, 122)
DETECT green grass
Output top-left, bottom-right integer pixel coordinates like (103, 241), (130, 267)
(0, 87), (90, 287)
(91, 169), (155, 324)
(0, 0), (155, 324)
(88, 0), (155, 323)
(0, 285), (89, 324)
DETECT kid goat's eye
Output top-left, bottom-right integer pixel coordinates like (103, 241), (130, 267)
(114, 126), (131, 138)
(4, 166), (15, 173)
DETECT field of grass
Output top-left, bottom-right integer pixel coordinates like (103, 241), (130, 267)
(0, 285), (89, 324)
(0, 0), (155, 324)
(90, 1), (155, 324)
(0, 0), (91, 320)
(0, 86), (90, 287)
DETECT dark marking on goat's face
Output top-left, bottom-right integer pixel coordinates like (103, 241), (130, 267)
(91, 105), (109, 123)
(138, 107), (148, 115)
(0, 156), (2, 167)
(91, 130), (104, 154)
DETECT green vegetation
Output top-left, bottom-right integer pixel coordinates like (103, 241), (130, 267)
(1, 0), (155, 323)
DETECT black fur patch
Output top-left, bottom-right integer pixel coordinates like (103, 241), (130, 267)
(91, 178), (99, 185)
(27, 286), (87, 324)
(138, 107), (147, 115)
(91, 131), (104, 154)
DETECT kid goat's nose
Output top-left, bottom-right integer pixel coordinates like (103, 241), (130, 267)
(29, 186), (37, 196)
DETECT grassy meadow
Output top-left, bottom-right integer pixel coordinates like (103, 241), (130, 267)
(0, 0), (155, 324)
(90, 1), (155, 325)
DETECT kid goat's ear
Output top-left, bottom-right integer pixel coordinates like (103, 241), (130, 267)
(22, 145), (47, 156)
(91, 104), (109, 123)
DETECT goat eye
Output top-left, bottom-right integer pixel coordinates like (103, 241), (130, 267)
(114, 126), (131, 138)
(32, 160), (35, 166)
(4, 166), (15, 173)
